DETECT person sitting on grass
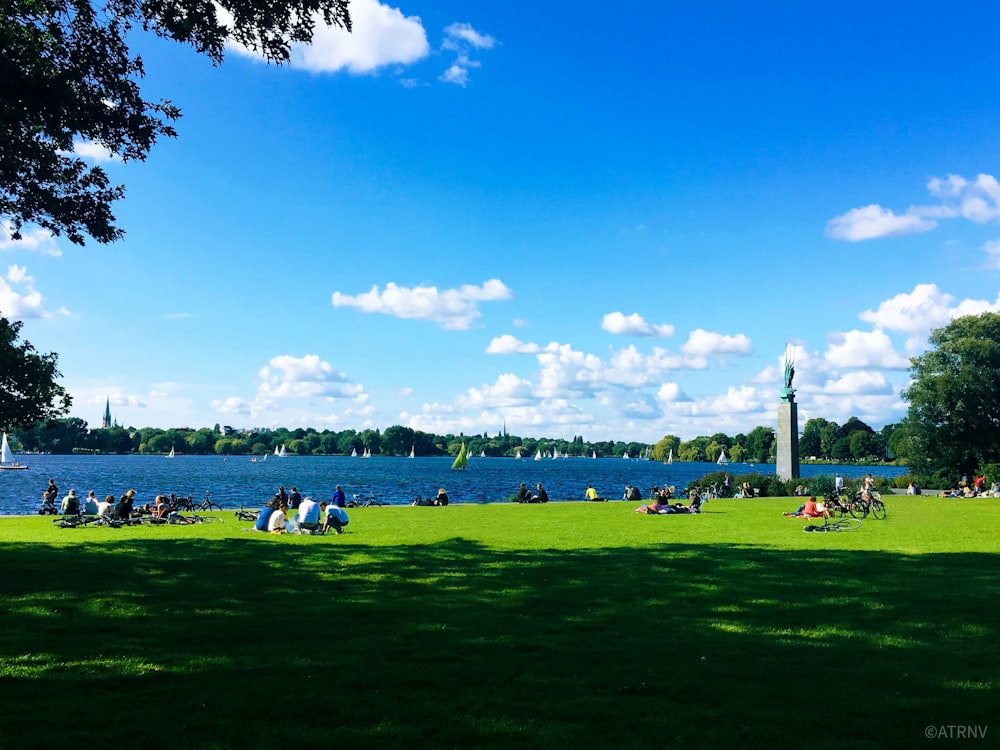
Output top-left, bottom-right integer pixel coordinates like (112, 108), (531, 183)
(61, 489), (79, 515)
(97, 494), (116, 522)
(254, 497), (278, 532)
(515, 483), (532, 503)
(322, 502), (349, 534)
(435, 488), (449, 506)
(585, 484), (605, 501)
(532, 483), (550, 503)
(295, 496), (321, 534)
(83, 490), (100, 515)
(783, 496), (828, 519)
(268, 502), (289, 534)
(635, 496), (673, 514)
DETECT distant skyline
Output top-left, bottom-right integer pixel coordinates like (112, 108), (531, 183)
(5, 1), (1000, 442)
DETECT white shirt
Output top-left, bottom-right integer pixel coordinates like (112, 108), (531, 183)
(268, 509), (286, 532)
(299, 498), (320, 525)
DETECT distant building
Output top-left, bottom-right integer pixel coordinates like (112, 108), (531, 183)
(102, 398), (112, 429)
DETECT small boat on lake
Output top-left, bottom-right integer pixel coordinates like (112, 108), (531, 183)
(0, 433), (27, 470)
(452, 442), (468, 470)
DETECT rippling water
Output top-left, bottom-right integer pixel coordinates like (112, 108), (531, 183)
(0, 454), (910, 515)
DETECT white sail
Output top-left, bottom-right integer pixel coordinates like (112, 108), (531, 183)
(409, 445), (415, 458)
(515, 449), (521, 460)
(166, 446), (175, 459)
(1, 433), (26, 469)
(592, 450), (597, 459)
(552, 448), (559, 459)
(623, 451), (629, 460)
(667, 448), (673, 464)
(351, 448), (357, 457)
(534, 449), (542, 461)
(717, 449), (728, 465)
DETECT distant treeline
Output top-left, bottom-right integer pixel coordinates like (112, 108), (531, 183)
(11, 415), (904, 464)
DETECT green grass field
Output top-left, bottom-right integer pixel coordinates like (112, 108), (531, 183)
(1, 498), (997, 749)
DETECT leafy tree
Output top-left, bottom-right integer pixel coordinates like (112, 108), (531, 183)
(0, 316), (71, 430)
(650, 434), (680, 462)
(742, 426), (775, 464)
(903, 312), (1000, 476)
(2, 0), (351, 245)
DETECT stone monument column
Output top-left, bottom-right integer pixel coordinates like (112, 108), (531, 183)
(776, 356), (800, 480)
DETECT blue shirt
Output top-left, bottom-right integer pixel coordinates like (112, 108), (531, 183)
(255, 507), (275, 532)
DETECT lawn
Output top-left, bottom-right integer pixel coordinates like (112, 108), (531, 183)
(1, 498), (997, 749)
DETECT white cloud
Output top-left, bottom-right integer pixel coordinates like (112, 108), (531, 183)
(823, 371), (894, 396)
(601, 311), (674, 338)
(859, 283), (1000, 338)
(656, 382), (691, 403)
(486, 334), (541, 354)
(257, 354), (365, 400)
(71, 140), (118, 163)
(212, 396), (252, 417)
(332, 279), (513, 330)
(224, 0), (429, 73)
(825, 204), (938, 241)
(439, 22), (495, 86)
(927, 173), (1000, 222)
(443, 22), (496, 50)
(0, 221), (61, 256)
(827, 173), (1000, 242)
(824, 329), (910, 369)
(680, 329), (752, 357)
(983, 240), (1000, 269)
(0, 265), (47, 319)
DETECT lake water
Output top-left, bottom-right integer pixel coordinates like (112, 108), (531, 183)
(0, 454), (910, 515)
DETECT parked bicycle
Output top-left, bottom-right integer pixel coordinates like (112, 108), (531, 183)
(849, 491), (886, 520)
(347, 491), (386, 508)
(234, 502), (259, 522)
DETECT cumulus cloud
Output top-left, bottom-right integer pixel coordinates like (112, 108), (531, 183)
(823, 371), (894, 396)
(859, 283), (1000, 339)
(826, 173), (1000, 242)
(257, 354), (365, 400)
(71, 140), (118, 163)
(222, 0), (429, 73)
(825, 330), (910, 369)
(601, 311), (674, 338)
(680, 329), (752, 357)
(332, 279), (513, 330)
(0, 221), (61, 256)
(825, 204), (939, 241)
(656, 382), (691, 403)
(0, 265), (47, 319)
(486, 334), (541, 354)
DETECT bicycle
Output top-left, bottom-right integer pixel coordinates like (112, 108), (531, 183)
(803, 517), (862, 532)
(51, 514), (104, 529)
(347, 492), (385, 508)
(234, 502), (259, 522)
(195, 491), (223, 512)
(849, 491), (886, 520)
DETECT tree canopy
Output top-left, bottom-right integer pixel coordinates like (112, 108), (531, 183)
(903, 312), (1000, 477)
(1, 0), (351, 245)
(0, 315), (71, 430)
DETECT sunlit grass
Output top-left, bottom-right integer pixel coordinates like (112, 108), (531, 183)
(0, 498), (998, 749)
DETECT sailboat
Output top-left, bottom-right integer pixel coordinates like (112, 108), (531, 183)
(666, 448), (673, 464)
(552, 448), (559, 459)
(534, 449), (542, 461)
(452, 442), (468, 470)
(409, 445), (415, 459)
(591, 450), (597, 459)
(363, 446), (371, 459)
(351, 448), (357, 458)
(623, 451), (630, 460)
(515, 449), (521, 460)
(166, 446), (175, 459)
(717, 449), (729, 465)
(0, 433), (27, 470)
(480, 449), (486, 458)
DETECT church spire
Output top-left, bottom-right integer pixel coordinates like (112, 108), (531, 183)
(103, 398), (112, 429)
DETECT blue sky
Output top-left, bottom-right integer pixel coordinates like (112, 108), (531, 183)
(5, 1), (1000, 442)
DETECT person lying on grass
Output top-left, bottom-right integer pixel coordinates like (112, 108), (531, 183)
(783, 496), (829, 519)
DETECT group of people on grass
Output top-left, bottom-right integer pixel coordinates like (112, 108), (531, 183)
(253, 486), (349, 534)
(514, 483), (549, 503)
(939, 473), (999, 498)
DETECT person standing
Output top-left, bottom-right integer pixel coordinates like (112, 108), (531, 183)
(288, 486), (302, 509)
(331, 485), (347, 508)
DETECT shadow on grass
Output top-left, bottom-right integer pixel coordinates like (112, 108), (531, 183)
(0, 538), (997, 749)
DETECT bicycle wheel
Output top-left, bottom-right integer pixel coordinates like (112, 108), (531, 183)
(869, 500), (886, 520)
(849, 500), (868, 519)
(833, 517), (862, 531)
(52, 516), (78, 528)
(199, 515), (223, 523)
